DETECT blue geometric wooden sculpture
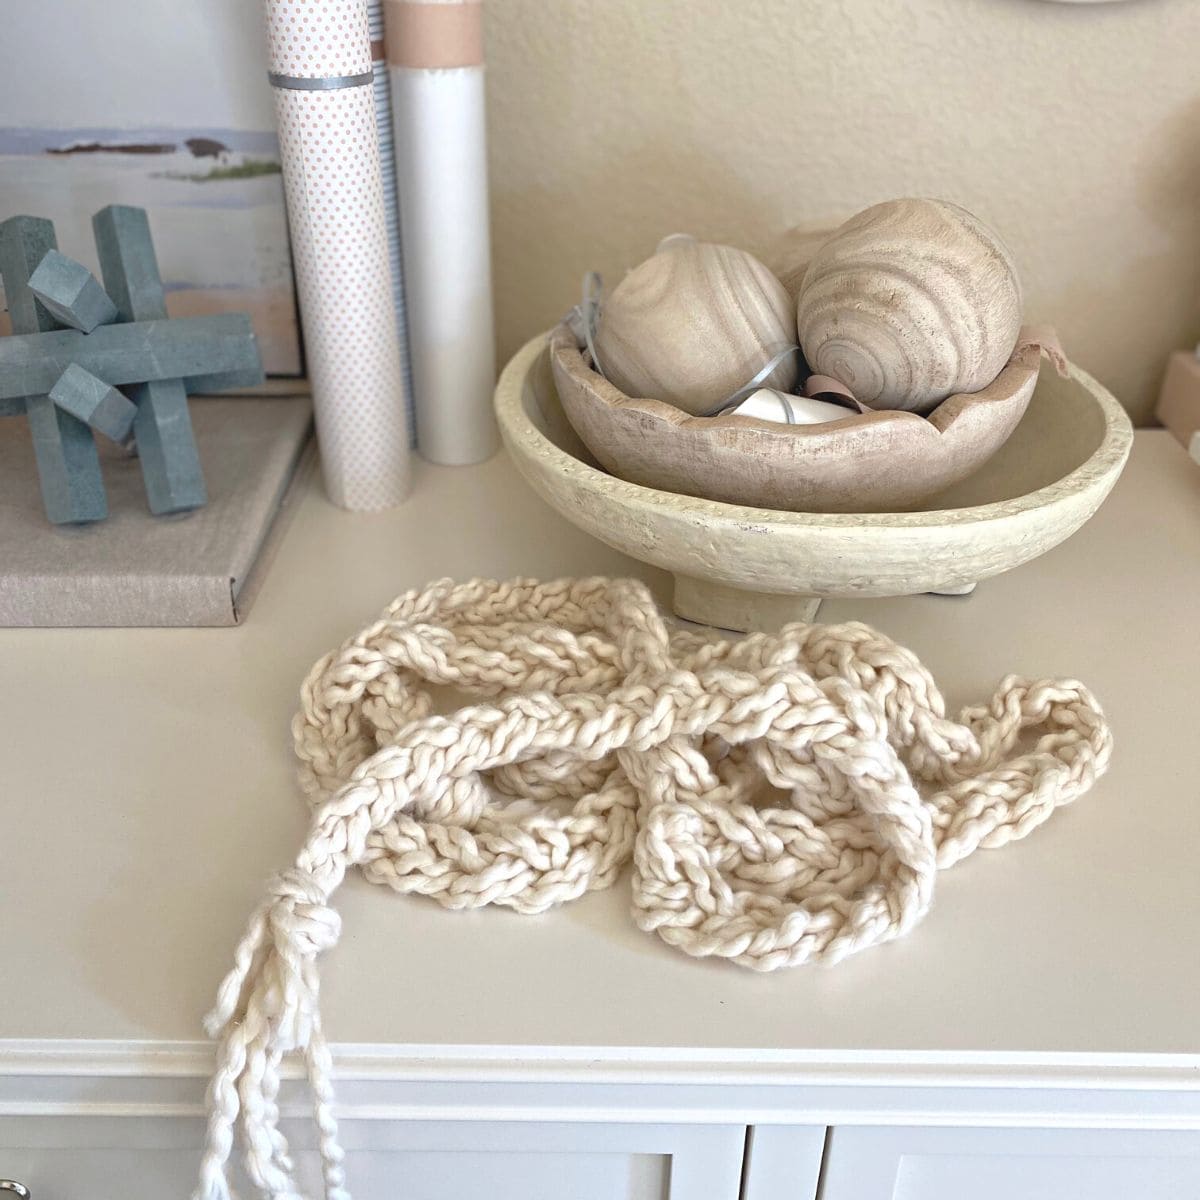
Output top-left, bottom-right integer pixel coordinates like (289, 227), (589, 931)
(0, 205), (263, 524)
(49, 363), (138, 443)
(29, 249), (119, 333)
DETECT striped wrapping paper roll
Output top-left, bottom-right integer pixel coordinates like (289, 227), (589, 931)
(266, 0), (411, 511)
(385, 0), (499, 465)
(367, 0), (417, 446)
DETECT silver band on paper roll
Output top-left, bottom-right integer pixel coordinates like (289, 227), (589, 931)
(267, 70), (375, 90)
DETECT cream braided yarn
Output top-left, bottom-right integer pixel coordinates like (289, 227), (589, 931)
(196, 576), (1112, 1200)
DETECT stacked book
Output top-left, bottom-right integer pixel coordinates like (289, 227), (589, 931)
(0, 397), (312, 626)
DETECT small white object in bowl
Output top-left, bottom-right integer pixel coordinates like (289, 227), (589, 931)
(733, 388), (858, 425)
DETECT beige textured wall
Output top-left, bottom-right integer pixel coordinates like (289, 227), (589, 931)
(485, 0), (1200, 423)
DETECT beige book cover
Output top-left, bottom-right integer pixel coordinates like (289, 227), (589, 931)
(0, 396), (312, 626)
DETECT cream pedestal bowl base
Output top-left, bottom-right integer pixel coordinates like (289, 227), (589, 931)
(673, 577), (822, 632)
(495, 334), (1133, 633)
(674, 579), (977, 633)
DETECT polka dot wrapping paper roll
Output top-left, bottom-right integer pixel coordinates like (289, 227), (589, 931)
(367, 0), (418, 448)
(266, 0), (412, 511)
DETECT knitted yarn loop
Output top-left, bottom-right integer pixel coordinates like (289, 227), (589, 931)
(196, 576), (1112, 1200)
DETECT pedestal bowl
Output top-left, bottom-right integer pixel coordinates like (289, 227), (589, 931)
(549, 324), (1042, 514)
(495, 333), (1133, 632)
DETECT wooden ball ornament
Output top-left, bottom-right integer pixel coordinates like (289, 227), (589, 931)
(594, 236), (798, 417)
(796, 199), (1023, 415)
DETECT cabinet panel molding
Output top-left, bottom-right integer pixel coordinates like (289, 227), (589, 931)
(818, 1126), (1200, 1200)
(0, 1117), (747, 1200)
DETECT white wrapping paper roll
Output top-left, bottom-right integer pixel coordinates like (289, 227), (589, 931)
(386, 0), (499, 465)
(267, 0), (411, 511)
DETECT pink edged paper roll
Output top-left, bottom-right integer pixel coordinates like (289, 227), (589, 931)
(266, 0), (412, 511)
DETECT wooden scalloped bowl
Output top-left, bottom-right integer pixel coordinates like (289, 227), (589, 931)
(496, 332), (1133, 631)
(549, 325), (1044, 513)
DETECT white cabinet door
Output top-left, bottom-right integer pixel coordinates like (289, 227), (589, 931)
(817, 1126), (1200, 1200)
(0, 1116), (746, 1200)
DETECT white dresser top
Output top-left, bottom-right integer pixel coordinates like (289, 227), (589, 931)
(3, 432), (1198, 1073)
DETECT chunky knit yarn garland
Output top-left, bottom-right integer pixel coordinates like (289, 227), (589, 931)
(196, 576), (1112, 1200)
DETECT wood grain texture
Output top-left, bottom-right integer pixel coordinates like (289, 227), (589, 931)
(499, 333), (1133, 631)
(593, 238), (797, 416)
(797, 199), (1023, 415)
(764, 223), (837, 303)
(550, 324), (1040, 513)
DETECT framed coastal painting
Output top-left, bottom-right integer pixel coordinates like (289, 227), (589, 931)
(0, 0), (301, 376)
